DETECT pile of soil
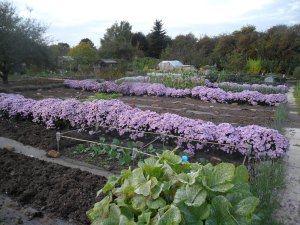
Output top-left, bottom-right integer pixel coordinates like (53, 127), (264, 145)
(0, 149), (107, 225)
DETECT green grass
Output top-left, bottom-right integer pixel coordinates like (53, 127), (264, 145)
(294, 80), (300, 114)
(273, 104), (288, 133)
(250, 160), (286, 225)
(86, 93), (122, 101)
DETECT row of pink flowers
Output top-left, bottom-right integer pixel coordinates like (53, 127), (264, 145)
(0, 93), (289, 159)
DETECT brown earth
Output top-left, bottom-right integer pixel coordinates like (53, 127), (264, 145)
(0, 149), (106, 225)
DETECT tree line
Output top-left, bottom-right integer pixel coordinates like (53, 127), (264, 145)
(1, 0), (300, 84)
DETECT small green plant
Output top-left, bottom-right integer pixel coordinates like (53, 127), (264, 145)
(273, 104), (288, 133)
(87, 150), (259, 225)
(294, 80), (300, 114)
(73, 136), (159, 166)
(250, 160), (285, 225)
(86, 93), (122, 101)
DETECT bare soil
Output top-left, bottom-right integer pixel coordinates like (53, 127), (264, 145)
(0, 149), (106, 225)
(13, 87), (275, 127)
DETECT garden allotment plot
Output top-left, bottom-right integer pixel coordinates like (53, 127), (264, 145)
(120, 95), (275, 128)
(15, 86), (275, 128)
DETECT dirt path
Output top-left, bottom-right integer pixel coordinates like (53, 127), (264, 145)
(275, 86), (300, 225)
(0, 137), (116, 178)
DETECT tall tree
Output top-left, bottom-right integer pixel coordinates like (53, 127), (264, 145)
(0, 1), (48, 84)
(147, 20), (169, 58)
(99, 21), (135, 60)
(68, 42), (97, 65)
(48, 42), (70, 69)
(80, 38), (96, 49)
(163, 33), (197, 64)
(131, 32), (148, 56)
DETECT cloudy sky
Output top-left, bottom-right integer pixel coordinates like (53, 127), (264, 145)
(12, 0), (300, 47)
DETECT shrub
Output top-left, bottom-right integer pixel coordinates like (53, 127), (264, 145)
(293, 66), (300, 79)
(246, 59), (262, 75)
(87, 150), (259, 225)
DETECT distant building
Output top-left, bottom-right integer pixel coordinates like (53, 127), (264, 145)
(94, 59), (117, 71)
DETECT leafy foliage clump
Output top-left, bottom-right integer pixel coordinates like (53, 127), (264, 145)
(293, 66), (300, 79)
(87, 150), (259, 225)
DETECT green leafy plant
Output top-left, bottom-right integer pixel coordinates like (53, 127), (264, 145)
(87, 150), (259, 225)
(246, 58), (262, 75)
(86, 93), (122, 101)
(293, 66), (300, 79)
(294, 80), (300, 115)
(73, 136), (160, 166)
(250, 160), (285, 225)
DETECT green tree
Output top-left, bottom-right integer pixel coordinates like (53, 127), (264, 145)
(68, 42), (97, 65)
(163, 33), (198, 65)
(99, 21), (135, 60)
(147, 20), (169, 58)
(80, 38), (96, 49)
(0, 1), (48, 84)
(131, 32), (148, 57)
(48, 42), (70, 69)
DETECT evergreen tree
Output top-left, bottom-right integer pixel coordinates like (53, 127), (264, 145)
(147, 20), (169, 58)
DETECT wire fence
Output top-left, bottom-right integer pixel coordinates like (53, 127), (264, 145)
(55, 123), (253, 163)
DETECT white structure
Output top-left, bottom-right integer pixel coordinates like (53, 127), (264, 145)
(158, 60), (183, 71)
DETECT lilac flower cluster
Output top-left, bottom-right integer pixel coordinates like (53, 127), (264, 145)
(191, 86), (287, 106)
(205, 80), (289, 93)
(64, 79), (118, 93)
(64, 79), (287, 106)
(0, 93), (289, 159)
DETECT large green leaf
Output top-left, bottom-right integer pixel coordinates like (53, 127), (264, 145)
(235, 196), (259, 216)
(173, 186), (187, 204)
(177, 170), (199, 185)
(135, 180), (152, 196)
(129, 168), (147, 187)
(158, 205), (181, 225)
(98, 176), (118, 196)
(178, 202), (211, 225)
(147, 197), (166, 209)
(151, 183), (163, 199)
(87, 194), (112, 221)
(233, 165), (249, 184)
(137, 211), (151, 224)
(131, 196), (147, 211)
(159, 150), (181, 165)
(185, 184), (207, 207)
(210, 183), (234, 193)
(209, 163), (235, 186)
(205, 196), (236, 225)
(143, 164), (163, 178)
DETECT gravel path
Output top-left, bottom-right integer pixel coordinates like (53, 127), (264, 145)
(275, 86), (300, 225)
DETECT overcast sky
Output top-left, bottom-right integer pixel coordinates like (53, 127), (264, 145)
(12, 0), (300, 47)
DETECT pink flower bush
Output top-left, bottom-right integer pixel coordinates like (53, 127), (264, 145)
(0, 93), (289, 159)
(64, 79), (287, 106)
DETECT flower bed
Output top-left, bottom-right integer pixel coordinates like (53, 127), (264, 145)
(205, 80), (289, 94)
(64, 79), (287, 106)
(0, 93), (288, 159)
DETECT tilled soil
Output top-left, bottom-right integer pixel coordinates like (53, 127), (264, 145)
(0, 149), (106, 225)
(13, 87), (275, 127)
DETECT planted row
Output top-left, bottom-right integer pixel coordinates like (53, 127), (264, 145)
(205, 80), (289, 94)
(0, 93), (288, 159)
(64, 79), (287, 106)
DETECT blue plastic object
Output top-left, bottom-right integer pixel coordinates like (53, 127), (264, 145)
(181, 155), (188, 162)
